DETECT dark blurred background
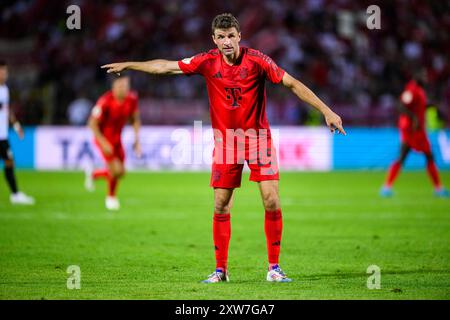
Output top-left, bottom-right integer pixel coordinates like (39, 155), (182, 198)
(0, 0), (449, 127)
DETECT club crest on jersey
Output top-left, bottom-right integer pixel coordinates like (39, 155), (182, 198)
(239, 67), (248, 79)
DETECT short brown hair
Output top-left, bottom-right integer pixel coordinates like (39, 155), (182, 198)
(211, 13), (240, 35)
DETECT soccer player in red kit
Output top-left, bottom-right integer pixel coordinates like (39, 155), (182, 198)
(381, 70), (448, 197)
(86, 75), (142, 210)
(101, 13), (345, 282)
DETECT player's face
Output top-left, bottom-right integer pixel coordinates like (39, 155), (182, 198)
(0, 66), (8, 84)
(112, 77), (130, 100)
(212, 28), (241, 57)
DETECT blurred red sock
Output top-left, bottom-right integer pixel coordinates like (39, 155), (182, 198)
(385, 161), (402, 187)
(108, 177), (118, 196)
(426, 161), (442, 189)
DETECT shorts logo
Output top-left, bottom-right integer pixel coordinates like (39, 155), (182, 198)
(213, 170), (221, 182)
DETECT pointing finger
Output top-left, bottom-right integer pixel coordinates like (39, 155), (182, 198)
(337, 124), (346, 135)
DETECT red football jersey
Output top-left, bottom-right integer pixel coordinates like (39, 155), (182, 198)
(178, 47), (285, 149)
(91, 90), (138, 143)
(398, 80), (427, 131)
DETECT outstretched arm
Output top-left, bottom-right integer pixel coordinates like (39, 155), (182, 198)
(101, 60), (183, 75)
(282, 72), (346, 135)
(9, 109), (24, 139)
(130, 110), (142, 158)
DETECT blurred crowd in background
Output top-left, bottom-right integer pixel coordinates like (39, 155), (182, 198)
(0, 0), (449, 127)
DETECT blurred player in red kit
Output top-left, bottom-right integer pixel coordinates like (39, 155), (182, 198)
(381, 70), (448, 197)
(101, 13), (345, 282)
(86, 75), (142, 210)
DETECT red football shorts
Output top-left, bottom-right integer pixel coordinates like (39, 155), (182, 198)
(210, 146), (280, 188)
(400, 129), (431, 153)
(94, 139), (125, 163)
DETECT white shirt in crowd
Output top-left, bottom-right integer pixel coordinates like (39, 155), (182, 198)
(0, 84), (10, 140)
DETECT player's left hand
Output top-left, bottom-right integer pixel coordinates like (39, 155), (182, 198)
(324, 111), (346, 135)
(13, 122), (24, 139)
(133, 141), (142, 158)
(101, 62), (129, 75)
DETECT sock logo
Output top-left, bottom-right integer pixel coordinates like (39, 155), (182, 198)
(271, 241), (281, 246)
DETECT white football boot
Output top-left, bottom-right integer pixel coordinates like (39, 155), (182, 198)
(266, 265), (292, 282)
(202, 269), (229, 283)
(105, 196), (120, 211)
(10, 192), (35, 205)
(84, 166), (95, 192)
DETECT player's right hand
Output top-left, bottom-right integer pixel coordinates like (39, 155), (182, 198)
(101, 141), (113, 156)
(133, 141), (142, 159)
(101, 62), (129, 75)
(324, 111), (346, 135)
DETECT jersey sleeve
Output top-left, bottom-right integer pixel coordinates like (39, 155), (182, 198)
(178, 52), (210, 76)
(91, 94), (108, 121)
(252, 50), (285, 84)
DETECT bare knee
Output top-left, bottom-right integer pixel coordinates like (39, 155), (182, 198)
(214, 196), (232, 213)
(114, 169), (125, 179)
(109, 165), (125, 179)
(262, 193), (280, 212)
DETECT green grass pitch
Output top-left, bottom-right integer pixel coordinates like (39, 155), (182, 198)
(0, 170), (449, 299)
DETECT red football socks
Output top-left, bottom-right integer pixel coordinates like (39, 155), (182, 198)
(108, 177), (118, 196)
(385, 161), (402, 187)
(265, 209), (283, 266)
(213, 213), (231, 271)
(426, 161), (442, 189)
